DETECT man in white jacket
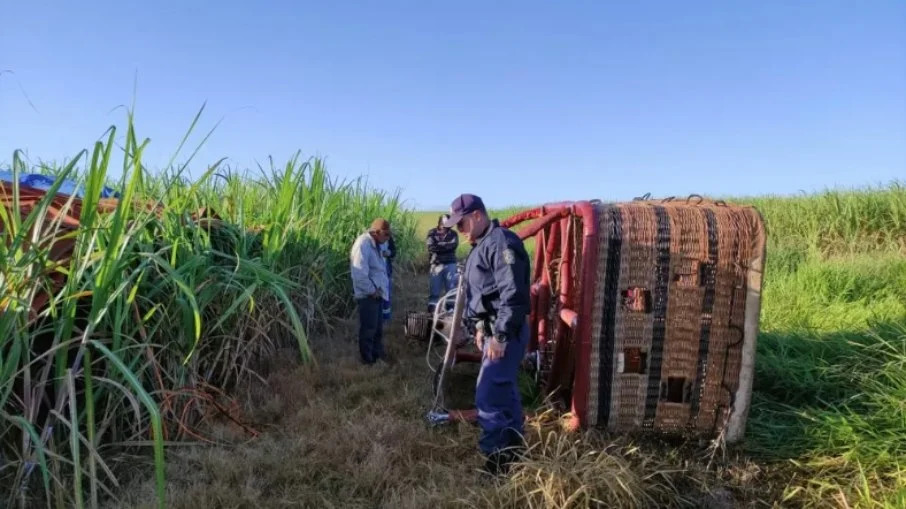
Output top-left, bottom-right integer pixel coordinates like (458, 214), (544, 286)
(349, 218), (392, 365)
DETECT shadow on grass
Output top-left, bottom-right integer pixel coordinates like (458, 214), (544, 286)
(746, 321), (906, 471)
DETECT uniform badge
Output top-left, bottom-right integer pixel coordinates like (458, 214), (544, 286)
(502, 248), (515, 265)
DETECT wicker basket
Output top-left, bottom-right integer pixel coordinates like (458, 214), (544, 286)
(404, 311), (434, 341)
(583, 196), (766, 441)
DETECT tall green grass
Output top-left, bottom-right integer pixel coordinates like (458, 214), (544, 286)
(0, 113), (416, 508)
(743, 183), (906, 256)
(736, 184), (906, 507)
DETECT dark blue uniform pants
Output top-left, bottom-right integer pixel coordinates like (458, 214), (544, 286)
(357, 297), (385, 364)
(476, 321), (527, 457)
(382, 261), (392, 320)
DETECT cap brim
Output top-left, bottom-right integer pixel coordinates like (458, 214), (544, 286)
(442, 213), (463, 228)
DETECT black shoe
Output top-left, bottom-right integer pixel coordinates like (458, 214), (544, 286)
(481, 455), (502, 478)
(482, 449), (518, 477)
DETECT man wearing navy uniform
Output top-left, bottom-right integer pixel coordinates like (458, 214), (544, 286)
(443, 193), (531, 475)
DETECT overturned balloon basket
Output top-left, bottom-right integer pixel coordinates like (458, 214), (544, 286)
(405, 195), (766, 443)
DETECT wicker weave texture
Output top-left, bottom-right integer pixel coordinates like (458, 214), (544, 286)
(404, 311), (434, 341)
(586, 197), (765, 439)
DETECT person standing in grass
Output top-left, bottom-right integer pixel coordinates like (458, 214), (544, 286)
(350, 218), (392, 365)
(443, 193), (531, 475)
(425, 214), (459, 312)
(380, 232), (396, 321)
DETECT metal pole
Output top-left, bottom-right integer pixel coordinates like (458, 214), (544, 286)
(426, 262), (467, 424)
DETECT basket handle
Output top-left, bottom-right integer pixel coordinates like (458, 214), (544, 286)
(686, 194), (704, 205)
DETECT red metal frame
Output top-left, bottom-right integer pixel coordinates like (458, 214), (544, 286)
(440, 201), (600, 429)
(501, 201), (599, 430)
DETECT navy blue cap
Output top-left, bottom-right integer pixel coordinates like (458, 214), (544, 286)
(443, 193), (485, 228)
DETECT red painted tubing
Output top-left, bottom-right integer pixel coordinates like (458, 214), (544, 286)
(453, 351), (482, 364)
(568, 201), (600, 431)
(559, 308), (579, 328)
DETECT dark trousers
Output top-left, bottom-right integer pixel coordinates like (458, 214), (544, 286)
(382, 262), (392, 320)
(475, 321), (528, 460)
(357, 297), (385, 364)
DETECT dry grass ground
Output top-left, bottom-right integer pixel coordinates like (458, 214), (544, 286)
(112, 269), (778, 509)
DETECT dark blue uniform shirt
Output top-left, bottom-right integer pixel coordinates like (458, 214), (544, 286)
(463, 219), (531, 341)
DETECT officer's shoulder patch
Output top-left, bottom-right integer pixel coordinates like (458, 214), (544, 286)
(502, 248), (516, 265)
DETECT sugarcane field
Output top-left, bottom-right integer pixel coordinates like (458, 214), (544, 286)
(2, 4), (905, 508)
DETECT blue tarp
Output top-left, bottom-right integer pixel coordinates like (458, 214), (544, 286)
(0, 171), (120, 199)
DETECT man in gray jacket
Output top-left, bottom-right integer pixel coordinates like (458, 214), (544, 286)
(350, 218), (392, 365)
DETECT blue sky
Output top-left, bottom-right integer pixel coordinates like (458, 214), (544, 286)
(1, 1), (904, 210)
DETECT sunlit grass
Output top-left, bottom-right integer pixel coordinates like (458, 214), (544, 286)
(0, 110), (417, 508)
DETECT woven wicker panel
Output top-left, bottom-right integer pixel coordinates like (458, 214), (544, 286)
(585, 197), (765, 440)
(653, 205), (707, 431)
(693, 205), (749, 432)
(610, 203), (658, 432)
(706, 207), (760, 431)
(587, 206), (616, 427)
(404, 311), (433, 341)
